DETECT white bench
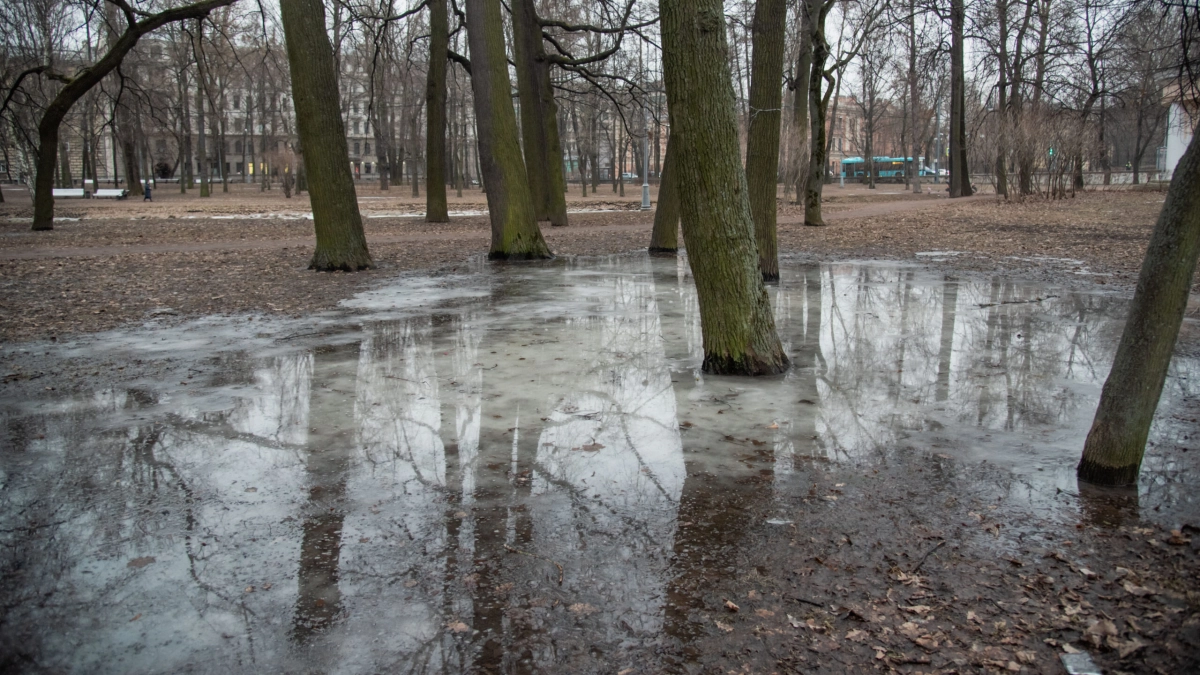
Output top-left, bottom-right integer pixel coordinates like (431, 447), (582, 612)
(93, 189), (128, 199)
(52, 188), (86, 198)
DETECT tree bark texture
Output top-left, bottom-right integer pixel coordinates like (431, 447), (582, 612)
(745, 0), (787, 281)
(949, 0), (971, 198)
(649, 136), (679, 254)
(280, 0), (374, 270)
(29, 0), (237, 230)
(660, 0), (789, 376)
(1078, 130), (1200, 486)
(804, 0), (834, 226)
(791, 7), (813, 204)
(464, 0), (552, 259)
(425, 0), (450, 222)
(512, 0), (569, 226)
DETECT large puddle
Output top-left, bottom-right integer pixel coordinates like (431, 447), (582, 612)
(1, 255), (1197, 672)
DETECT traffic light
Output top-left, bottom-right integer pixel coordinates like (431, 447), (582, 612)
(1048, 147), (1055, 157)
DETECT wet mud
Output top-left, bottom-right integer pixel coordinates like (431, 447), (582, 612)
(1, 255), (1197, 673)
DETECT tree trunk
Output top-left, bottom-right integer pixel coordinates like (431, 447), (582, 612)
(804, 0), (834, 226)
(649, 136), (679, 254)
(463, 0), (551, 259)
(661, 0), (789, 376)
(425, 0), (450, 222)
(121, 133), (143, 196)
(745, 0), (787, 281)
(791, 7), (812, 204)
(58, 141), (72, 188)
(194, 30), (209, 198)
(949, 0), (971, 197)
(280, 0), (374, 270)
(511, 0), (569, 226)
(1078, 130), (1200, 486)
(908, 0), (922, 194)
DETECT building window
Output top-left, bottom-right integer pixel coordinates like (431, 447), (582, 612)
(235, 140), (243, 154)
(354, 141), (361, 154)
(352, 102), (358, 114)
(364, 121), (369, 135)
(233, 95), (240, 110)
(236, 162), (243, 173)
(155, 139), (167, 154)
(364, 142), (371, 155)
(365, 162), (372, 174)
(353, 120), (360, 134)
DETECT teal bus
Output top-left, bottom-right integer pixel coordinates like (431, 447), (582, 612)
(840, 156), (934, 181)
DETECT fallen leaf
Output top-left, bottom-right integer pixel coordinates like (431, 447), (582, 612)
(724, 600), (740, 613)
(714, 620), (734, 633)
(129, 613), (142, 622)
(447, 621), (470, 633)
(846, 629), (869, 642)
(900, 605), (933, 615)
(578, 443), (604, 452)
(1085, 619), (1117, 637)
(244, 586), (255, 593)
(1122, 580), (1154, 597)
(1062, 643), (1082, 654)
(1112, 636), (1148, 659)
(568, 603), (598, 615)
(754, 608), (775, 618)
(127, 556), (156, 569)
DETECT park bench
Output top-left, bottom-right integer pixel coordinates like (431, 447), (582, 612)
(52, 188), (87, 199)
(93, 188), (128, 199)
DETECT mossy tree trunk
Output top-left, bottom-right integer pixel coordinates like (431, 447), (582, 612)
(649, 136), (679, 254)
(512, 0), (568, 227)
(745, 0), (787, 281)
(1078, 129), (1200, 486)
(425, 0), (450, 222)
(661, 0), (789, 376)
(280, 0), (374, 271)
(464, 0), (552, 260)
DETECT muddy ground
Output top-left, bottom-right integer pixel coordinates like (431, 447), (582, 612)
(0, 185), (1175, 343)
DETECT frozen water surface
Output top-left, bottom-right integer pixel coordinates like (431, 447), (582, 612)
(1, 254), (1197, 672)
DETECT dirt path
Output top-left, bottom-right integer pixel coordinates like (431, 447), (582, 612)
(0, 195), (988, 261)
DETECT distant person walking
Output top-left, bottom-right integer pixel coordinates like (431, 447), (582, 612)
(143, 183), (152, 201)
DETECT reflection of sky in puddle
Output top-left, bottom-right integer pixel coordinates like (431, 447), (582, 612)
(1, 255), (1196, 671)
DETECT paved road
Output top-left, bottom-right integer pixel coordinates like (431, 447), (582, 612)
(0, 195), (992, 261)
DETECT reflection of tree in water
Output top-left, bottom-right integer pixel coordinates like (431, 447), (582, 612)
(292, 342), (358, 643)
(811, 268), (1132, 458)
(531, 271), (685, 640)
